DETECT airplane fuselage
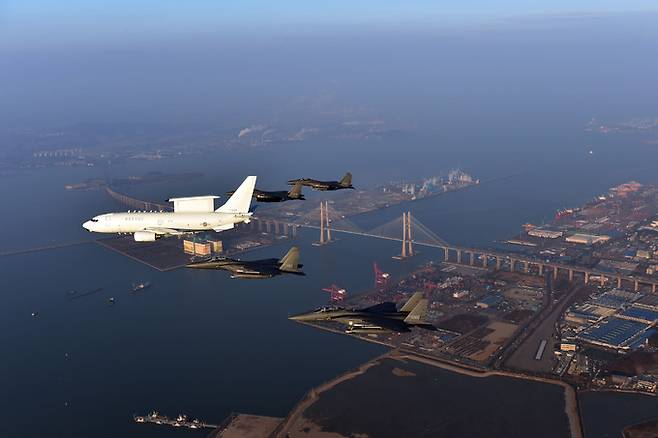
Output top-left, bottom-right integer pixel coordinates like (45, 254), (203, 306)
(82, 211), (246, 234)
(83, 175), (257, 241)
(188, 257), (285, 278)
(289, 307), (432, 333)
(254, 190), (292, 202)
(225, 189), (303, 202)
(188, 256), (306, 278)
(289, 179), (348, 191)
(291, 308), (406, 322)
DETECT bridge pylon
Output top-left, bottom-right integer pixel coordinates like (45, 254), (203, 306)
(393, 211), (415, 259)
(314, 201), (333, 246)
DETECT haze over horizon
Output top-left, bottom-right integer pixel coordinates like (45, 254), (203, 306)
(2, 2), (658, 130)
(2, 3), (658, 438)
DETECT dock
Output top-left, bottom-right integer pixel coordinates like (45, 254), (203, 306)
(134, 411), (217, 429)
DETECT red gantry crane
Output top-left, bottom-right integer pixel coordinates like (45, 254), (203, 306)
(322, 284), (346, 302)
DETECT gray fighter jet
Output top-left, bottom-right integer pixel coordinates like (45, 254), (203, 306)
(227, 181), (304, 202)
(287, 172), (354, 191)
(289, 292), (435, 333)
(186, 246), (304, 279)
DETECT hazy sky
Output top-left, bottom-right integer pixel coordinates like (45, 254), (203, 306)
(1, 2), (657, 130)
(3, 1), (658, 48)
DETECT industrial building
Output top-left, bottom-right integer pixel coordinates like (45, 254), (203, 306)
(566, 233), (611, 245)
(618, 305), (658, 324)
(527, 229), (563, 239)
(183, 235), (223, 256)
(565, 304), (615, 325)
(577, 317), (653, 352)
(635, 294), (658, 309)
(476, 294), (503, 309)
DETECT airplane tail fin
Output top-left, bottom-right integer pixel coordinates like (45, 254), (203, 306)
(400, 292), (424, 313)
(279, 246), (303, 273)
(404, 299), (429, 325)
(216, 176), (257, 214)
(339, 172), (353, 188)
(287, 181), (304, 199)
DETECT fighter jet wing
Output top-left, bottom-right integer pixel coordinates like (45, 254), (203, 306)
(360, 316), (410, 332)
(361, 302), (398, 314)
(233, 268), (263, 275)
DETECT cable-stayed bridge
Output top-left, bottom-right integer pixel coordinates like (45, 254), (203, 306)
(294, 201), (449, 251)
(103, 190), (658, 293)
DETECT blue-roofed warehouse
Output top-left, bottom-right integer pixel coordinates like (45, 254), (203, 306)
(577, 317), (651, 351)
(618, 306), (658, 324)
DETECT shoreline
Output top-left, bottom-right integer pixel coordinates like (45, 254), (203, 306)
(293, 320), (583, 438)
(392, 351), (583, 438)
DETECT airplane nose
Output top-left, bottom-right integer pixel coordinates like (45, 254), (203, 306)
(288, 313), (311, 321)
(82, 221), (93, 231)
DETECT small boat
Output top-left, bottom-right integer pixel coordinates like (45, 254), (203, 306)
(131, 281), (151, 293)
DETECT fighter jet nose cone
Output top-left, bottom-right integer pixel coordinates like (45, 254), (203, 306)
(289, 311), (315, 321)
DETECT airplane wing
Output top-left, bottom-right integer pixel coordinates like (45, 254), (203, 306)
(360, 317), (410, 332)
(213, 223), (235, 232)
(361, 302), (398, 313)
(143, 227), (188, 236)
(233, 269), (263, 275)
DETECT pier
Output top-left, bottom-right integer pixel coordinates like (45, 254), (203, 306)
(134, 411), (217, 430)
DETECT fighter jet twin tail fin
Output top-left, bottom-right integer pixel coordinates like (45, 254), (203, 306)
(400, 291), (424, 312)
(399, 292), (433, 327)
(287, 181), (304, 199)
(278, 246), (303, 273)
(339, 172), (353, 188)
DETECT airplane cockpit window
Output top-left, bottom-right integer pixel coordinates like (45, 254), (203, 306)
(316, 306), (341, 313)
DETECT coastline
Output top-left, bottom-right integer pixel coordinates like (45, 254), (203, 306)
(292, 320), (584, 438)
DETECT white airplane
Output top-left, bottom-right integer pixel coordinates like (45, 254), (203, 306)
(82, 176), (257, 241)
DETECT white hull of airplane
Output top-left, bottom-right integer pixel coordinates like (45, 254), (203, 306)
(83, 176), (256, 241)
